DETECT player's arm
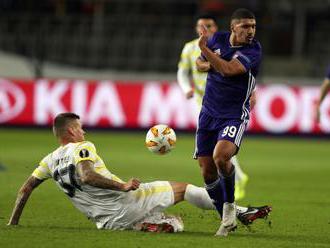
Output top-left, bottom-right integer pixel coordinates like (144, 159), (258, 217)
(198, 26), (245, 77)
(77, 160), (140, 192)
(8, 176), (44, 225)
(177, 44), (194, 99)
(196, 57), (211, 72)
(177, 67), (194, 99)
(249, 90), (257, 110)
(316, 77), (330, 122)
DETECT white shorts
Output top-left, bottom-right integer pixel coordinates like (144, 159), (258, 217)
(102, 181), (174, 230)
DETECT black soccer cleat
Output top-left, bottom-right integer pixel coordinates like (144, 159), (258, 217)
(237, 205), (272, 226)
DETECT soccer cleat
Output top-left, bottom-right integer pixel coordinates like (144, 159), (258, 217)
(138, 215), (184, 233)
(140, 222), (175, 233)
(215, 202), (237, 237)
(237, 205), (272, 226)
(235, 174), (249, 200)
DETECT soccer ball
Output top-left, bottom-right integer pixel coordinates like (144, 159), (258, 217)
(145, 124), (176, 155)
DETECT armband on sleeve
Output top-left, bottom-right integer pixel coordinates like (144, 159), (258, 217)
(74, 141), (97, 164)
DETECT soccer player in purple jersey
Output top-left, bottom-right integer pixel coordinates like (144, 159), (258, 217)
(315, 64), (330, 122)
(195, 8), (262, 236)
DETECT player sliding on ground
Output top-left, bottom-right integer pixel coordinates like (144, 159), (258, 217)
(8, 113), (271, 233)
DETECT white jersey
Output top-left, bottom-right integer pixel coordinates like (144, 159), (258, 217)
(32, 141), (174, 230)
(178, 38), (207, 108)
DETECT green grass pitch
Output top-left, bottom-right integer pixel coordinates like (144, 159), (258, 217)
(0, 128), (330, 248)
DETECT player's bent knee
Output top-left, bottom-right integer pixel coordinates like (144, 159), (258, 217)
(169, 182), (188, 203)
(213, 149), (233, 166)
(213, 154), (226, 167)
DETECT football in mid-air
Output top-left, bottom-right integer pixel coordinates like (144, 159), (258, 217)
(145, 124), (176, 155)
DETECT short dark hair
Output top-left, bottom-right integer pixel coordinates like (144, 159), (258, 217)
(195, 13), (217, 24)
(231, 8), (255, 21)
(53, 112), (80, 137)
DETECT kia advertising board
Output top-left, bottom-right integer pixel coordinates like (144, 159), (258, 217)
(1, 78), (329, 135)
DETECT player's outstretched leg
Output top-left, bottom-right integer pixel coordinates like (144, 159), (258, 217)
(170, 182), (272, 232)
(184, 184), (215, 210)
(231, 156), (249, 201)
(183, 184), (272, 227)
(184, 184), (272, 225)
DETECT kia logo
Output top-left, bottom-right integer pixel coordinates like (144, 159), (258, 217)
(0, 79), (26, 123)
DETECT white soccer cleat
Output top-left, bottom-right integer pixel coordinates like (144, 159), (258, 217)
(215, 202), (237, 237)
(135, 213), (184, 233)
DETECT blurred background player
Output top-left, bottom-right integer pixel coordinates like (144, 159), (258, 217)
(196, 8), (262, 236)
(315, 64), (330, 122)
(177, 14), (249, 201)
(8, 113), (271, 233)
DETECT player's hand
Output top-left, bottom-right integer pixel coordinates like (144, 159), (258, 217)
(249, 90), (257, 110)
(198, 24), (208, 49)
(196, 60), (211, 72)
(316, 108), (321, 123)
(315, 100), (321, 123)
(122, 178), (140, 192)
(186, 90), (194, 99)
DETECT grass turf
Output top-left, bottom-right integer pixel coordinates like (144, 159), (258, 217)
(0, 128), (330, 248)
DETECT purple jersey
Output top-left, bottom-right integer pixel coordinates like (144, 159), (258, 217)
(326, 65), (330, 79)
(202, 31), (262, 120)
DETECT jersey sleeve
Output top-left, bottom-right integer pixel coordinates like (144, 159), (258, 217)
(32, 155), (52, 180)
(233, 44), (262, 71)
(73, 141), (98, 164)
(177, 42), (194, 94)
(178, 42), (192, 70)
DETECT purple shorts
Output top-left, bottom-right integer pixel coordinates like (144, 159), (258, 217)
(194, 110), (248, 158)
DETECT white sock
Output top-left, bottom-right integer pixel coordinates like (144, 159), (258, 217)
(184, 184), (215, 210)
(230, 155), (245, 182)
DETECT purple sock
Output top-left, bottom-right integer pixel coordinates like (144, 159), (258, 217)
(205, 178), (225, 217)
(221, 165), (235, 203)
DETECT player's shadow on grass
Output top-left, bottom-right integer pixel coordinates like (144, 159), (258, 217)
(25, 225), (96, 231)
(178, 230), (216, 237)
(0, 162), (7, 171)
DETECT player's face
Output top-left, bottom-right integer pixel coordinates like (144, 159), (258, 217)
(196, 19), (218, 37)
(231, 18), (256, 45)
(69, 119), (85, 142)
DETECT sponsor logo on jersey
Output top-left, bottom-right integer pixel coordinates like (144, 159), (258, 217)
(79, 149), (90, 158)
(214, 49), (221, 56)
